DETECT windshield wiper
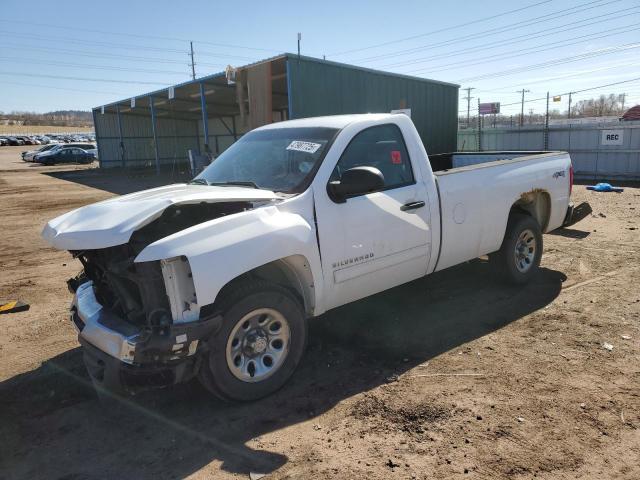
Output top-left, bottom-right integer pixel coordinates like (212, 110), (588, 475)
(188, 178), (209, 185)
(208, 181), (259, 189)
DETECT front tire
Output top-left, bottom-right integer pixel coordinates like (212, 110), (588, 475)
(198, 281), (307, 402)
(492, 213), (543, 284)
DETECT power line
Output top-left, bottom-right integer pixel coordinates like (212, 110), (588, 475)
(328, 0), (554, 56)
(376, 6), (640, 69)
(457, 77), (640, 114)
(406, 24), (640, 75)
(465, 60), (640, 94)
(0, 71), (171, 86)
(0, 30), (261, 63)
(0, 57), (193, 76)
(2, 42), (193, 65)
(0, 30), (188, 54)
(192, 50), (259, 61)
(350, 0), (619, 63)
(498, 77), (640, 108)
(0, 18), (283, 53)
(0, 80), (127, 96)
(456, 42), (640, 82)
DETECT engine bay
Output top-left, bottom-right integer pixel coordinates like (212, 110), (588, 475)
(71, 201), (254, 327)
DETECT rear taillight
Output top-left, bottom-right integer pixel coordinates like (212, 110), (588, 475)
(569, 163), (574, 196)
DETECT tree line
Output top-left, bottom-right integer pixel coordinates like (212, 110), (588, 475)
(0, 110), (93, 127)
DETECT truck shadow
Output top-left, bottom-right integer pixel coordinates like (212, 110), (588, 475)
(44, 168), (191, 195)
(0, 261), (565, 479)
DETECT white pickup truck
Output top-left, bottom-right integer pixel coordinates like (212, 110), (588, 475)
(43, 114), (591, 401)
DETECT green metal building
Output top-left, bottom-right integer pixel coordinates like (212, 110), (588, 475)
(93, 54), (459, 170)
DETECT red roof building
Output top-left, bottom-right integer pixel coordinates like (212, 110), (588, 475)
(621, 105), (640, 121)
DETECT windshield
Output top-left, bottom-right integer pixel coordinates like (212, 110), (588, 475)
(195, 127), (338, 193)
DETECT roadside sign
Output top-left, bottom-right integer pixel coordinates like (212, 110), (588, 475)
(479, 102), (500, 115)
(553, 96), (561, 102)
(131, 97), (136, 108)
(601, 129), (624, 146)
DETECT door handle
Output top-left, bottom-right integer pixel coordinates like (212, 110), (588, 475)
(400, 200), (426, 211)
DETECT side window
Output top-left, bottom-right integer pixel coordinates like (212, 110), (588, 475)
(330, 124), (414, 190)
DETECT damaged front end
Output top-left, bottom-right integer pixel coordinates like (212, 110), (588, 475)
(66, 201), (254, 393)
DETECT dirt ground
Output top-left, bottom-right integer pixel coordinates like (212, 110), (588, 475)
(1, 145), (639, 480)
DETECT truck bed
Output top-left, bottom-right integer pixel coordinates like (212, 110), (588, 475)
(430, 151), (572, 272)
(429, 151), (553, 173)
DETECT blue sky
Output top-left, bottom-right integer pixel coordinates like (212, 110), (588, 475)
(1, 0), (639, 116)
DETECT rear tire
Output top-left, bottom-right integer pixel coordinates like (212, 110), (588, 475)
(198, 280), (307, 402)
(491, 213), (542, 285)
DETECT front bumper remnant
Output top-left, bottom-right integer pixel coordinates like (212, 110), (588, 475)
(71, 281), (221, 393)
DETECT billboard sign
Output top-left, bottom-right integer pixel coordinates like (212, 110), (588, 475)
(479, 102), (500, 115)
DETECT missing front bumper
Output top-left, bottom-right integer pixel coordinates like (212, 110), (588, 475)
(71, 281), (221, 393)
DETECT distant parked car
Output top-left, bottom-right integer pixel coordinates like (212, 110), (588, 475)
(36, 147), (95, 165)
(5, 137), (25, 146)
(16, 136), (35, 145)
(33, 143), (95, 163)
(22, 144), (59, 161)
(85, 147), (98, 159)
(0, 137), (9, 146)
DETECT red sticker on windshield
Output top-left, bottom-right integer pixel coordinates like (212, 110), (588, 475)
(391, 150), (402, 164)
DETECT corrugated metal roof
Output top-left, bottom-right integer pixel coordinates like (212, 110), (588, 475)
(93, 53), (458, 111)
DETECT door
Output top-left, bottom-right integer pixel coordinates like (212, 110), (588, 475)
(314, 123), (432, 310)
(59, 149), (74, 163)
(71, 148), (86, 162)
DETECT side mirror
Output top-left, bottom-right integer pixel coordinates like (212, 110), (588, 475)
(327, 166), (385, 203)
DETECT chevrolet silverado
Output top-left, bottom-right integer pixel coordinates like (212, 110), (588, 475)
(42, 113), (591, 401)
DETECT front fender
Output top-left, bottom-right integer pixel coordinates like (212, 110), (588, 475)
(134, 205), (323, 310)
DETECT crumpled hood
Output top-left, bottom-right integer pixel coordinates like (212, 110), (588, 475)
(42, 183), (278, 250)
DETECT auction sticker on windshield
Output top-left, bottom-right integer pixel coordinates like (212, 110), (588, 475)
(286, 140), (322, 154)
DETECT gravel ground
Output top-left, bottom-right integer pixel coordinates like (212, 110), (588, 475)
(1, 145), (639, 480)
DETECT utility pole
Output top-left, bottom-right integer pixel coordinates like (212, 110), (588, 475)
(463, 87), (475, 129)
(544, 91), (550, 150)
(477, 98), (482, 152)
(297, 33), (301, 59)
(517, 89), (530, 127)
(567, 92), (572, 119)
(189, 41), (196, 80)
(621, 93), (626, 112)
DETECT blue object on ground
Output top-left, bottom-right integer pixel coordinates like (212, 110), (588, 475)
(586, 183), (624, 193)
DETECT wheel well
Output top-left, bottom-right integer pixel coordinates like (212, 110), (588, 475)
(210, 255), (316, 318)
(510, 190), (551, 231)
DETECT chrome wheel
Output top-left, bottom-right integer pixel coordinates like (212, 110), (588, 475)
(225, 308), (291, 383)
(514, 228), (536, 273)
